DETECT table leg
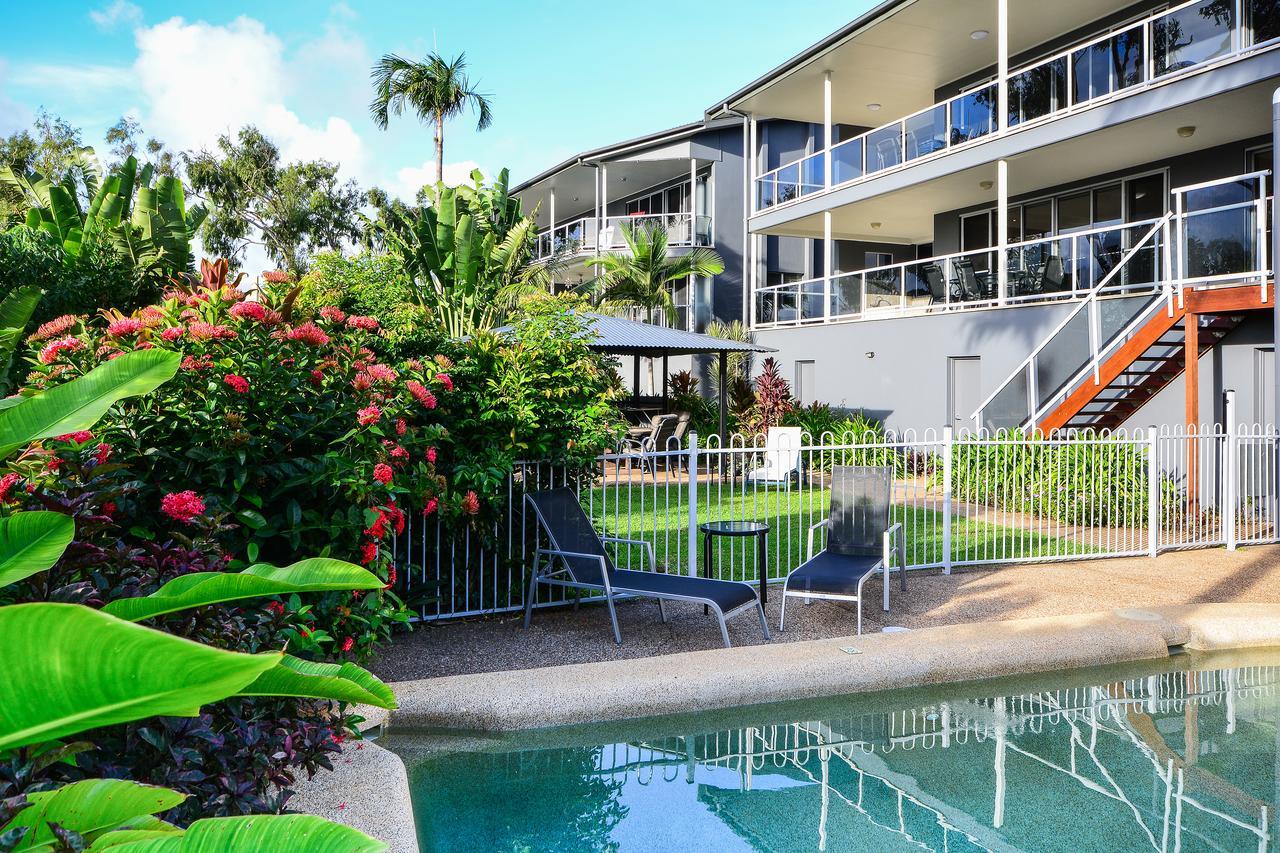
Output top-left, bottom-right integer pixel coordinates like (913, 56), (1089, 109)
(757, 531), (767, 604)
(703, 532), (712, 615)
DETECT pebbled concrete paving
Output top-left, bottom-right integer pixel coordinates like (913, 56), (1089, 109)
(388, 603), (1280, 732)
(370, 545), (1280, 682)
(289, 740), (418, 853)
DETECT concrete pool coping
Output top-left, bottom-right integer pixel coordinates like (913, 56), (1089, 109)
(388, 602), (1280, 732)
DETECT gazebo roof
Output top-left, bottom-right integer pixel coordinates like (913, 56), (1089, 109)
(569, 313), (775, 357)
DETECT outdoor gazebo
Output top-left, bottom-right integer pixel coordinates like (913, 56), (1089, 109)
(569, 313), (775, 438)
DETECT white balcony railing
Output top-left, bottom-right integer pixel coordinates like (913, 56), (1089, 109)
(753, 171), (1271, 330)
(754, 0), (1279, 213)
(536, 213), (712, 260)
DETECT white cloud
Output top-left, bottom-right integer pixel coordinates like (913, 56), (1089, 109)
(89, 0), (143, 31)
(391, 159), (483, 200)
(11, 63), (134, 96)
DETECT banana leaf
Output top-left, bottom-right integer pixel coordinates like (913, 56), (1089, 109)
(0, 348), (179, 459)
(0, 511), (76, 588)
(94, 814), (385, 852)
(0, 603), (283, 751)
(101, 559), (384, 622)
(2, 779), (185, 852)
(238, 654), (397, 709)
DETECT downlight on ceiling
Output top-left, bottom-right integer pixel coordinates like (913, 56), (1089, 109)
(1177, 125), (1196, 138)
(866, 103), (882, 111)
(979, 180), (994, 190)
(870, 222), (882, 229)
(970, 29), (989, 40)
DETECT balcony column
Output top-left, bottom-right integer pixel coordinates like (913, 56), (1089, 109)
(548, 187), (556, 289)
(689, 157), (697, 238)
(748, 113), (759, 299)
(997, 0), (1008, 133)
(600, 164), (609, 251)
(823, 72), (833, 188)
(823, 211), (833, 321)
(997, 159), (1008, 304)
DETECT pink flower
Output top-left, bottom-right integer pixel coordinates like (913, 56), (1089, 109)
(319, 306), (347, 324)
(395, 418), (408, 436)
(30, 315), (78, 341)
(367, 364), (397, 384)
(309, 369), (325, 387)
(38, 336), (84, 365)
(436, 373), (454, 392)
(262, 270), (292, 283)
(462, 490), (480, 516)
(405, 381), (437, 410)
(94, 443), (112, 465)
(0, 472), (22, 503)
(422, 497), (439, 516)
(340, 636), (354, 652)
(180, 355), (212, 371)
(357, 404), (382, 426)
(161, 490), (206, 524)
(223, 374), (250, 394)
(286, 323), (330, 347)
(54, 431), (93, 443)
(160, 327), (184, 342)
(345, 315), (379, 332)
(426, 447), (437, 464)
(373, 463), (393, 485)
(187, 322), (237, 341)
(350, 373), (373, 392)
(137, 306), (166, 327)
(106, 318), (145, 337)
(229, 302), (268, 322)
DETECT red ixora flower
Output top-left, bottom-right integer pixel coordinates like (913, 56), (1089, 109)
(38, 336), (85, 365)
(309, 369), (324, 387)
(426, 446), (437, 464)
(357, 404), (382, 426)
(101, 501), (117, 517)
(262, 270), (292, 283)
(29, 315), (78, 342)
(229, 301), (268, 322)
(360, 542), (379, 565)
(373, 463), (394, 485)
(422, 496), (439, 517)
(160, 327), (184, 342)
(395, 418), (408, 436)
(161, 490), (206, 524)
(384, 501), (405, 535)
(180, 354), (213, 371)
(340, 636), (354, 652)
(366, 364), (397, 384)
(106, 318), (145, 337)
(187, 322), (237, 341)
(54, 430), (93, 443)
(462, 490), (480, 516)
(266, 600), (285, 616)
(345, 315), (379, 332)
(350, 373), (373, 392)
(385, 562), (397, 589)
(319, 306), (346, 324)
(405, 381), (437, 410)
(436, 372), (454, 392)
(0, 472), (22, 503)
(94, 443), (112, 465)
(286, 323), (330, 347)
(223, 374), (250, 394)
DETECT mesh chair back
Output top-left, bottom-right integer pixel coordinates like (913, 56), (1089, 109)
(1041, 255), (1066, 291)
(648, 414), (680, 452)
(827, 466), (892, 557)
(525, 488), (612, 586)
(954, 260), (983, 301)
(922, 263), (945, 301)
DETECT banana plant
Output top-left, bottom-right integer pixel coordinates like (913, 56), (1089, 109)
(0, 287), (43, 394)
(1, 779), (384, 852)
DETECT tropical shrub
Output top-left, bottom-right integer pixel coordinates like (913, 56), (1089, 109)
(741, 357), (793, 435)
(18, 275), (462, 660)
(668, 370), (722, 439)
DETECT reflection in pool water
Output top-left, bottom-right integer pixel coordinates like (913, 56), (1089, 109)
(399, 655), (1280, 852)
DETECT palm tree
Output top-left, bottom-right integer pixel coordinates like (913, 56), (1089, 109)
(585, 222), (725, 393)
(368, 53), (493, 184)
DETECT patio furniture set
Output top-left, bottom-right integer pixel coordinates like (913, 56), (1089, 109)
(521, 465), (907, 647)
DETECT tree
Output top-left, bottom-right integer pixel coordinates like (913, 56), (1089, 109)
(185, 126), (363, 276)
(369, 52), (493, 183)
(0, 110), (95, 226)
(105, 115), (179, 176)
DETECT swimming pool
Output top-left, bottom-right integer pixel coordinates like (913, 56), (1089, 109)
(392, 650), (1280, 852)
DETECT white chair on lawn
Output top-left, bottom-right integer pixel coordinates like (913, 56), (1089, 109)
(745, 426), (803, 486)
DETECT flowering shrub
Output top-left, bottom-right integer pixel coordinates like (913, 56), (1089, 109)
(18, 275), (466, 660)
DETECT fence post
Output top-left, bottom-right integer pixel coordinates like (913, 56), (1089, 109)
(687, 432), (699, 577)
(942, 426), (953, 575)
(1225, 389), (1238, 552)
(1147, 427), (1159, 558)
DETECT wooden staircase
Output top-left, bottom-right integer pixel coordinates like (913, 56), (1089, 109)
(1038, 284), (1270, 433)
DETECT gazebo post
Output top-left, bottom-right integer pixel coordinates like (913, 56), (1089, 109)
(718, 350), (728, 439)
(662, 354), (669, 404)
(632, 355), (641, 402)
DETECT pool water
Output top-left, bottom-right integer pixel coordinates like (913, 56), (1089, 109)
(393, 651), (1280, 852)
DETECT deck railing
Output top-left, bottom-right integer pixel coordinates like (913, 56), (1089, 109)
(754, 0), (1280, 213)
(535, 212), (712, 259)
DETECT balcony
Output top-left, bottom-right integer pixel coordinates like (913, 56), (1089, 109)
(535, 212), (712, 260)
(753, 172), (1271, 329)
(754, 0), (1280, 213)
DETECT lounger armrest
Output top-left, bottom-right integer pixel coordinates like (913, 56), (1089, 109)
(535, 547), (614, 593)
(882, 523), (904, 567)
(807, 518), (830, 561)
(602, 536), (656, 572)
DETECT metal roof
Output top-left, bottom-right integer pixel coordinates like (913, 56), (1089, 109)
(491, 312), (774, 357)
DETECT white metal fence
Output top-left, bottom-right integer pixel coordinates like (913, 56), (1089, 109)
(393, 425), (1280, 621)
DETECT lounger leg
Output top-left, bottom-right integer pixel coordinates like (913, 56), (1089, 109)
(779, 581), (789, 632)
(714, 608), (732, 648)
(657, 598), (668, 623)
(757, 599), (771, 641)
(522, 554), (541, 628)
(605, 590), (622, 645)
(883, 567), (890, 612)
(857, 597), (863, 636)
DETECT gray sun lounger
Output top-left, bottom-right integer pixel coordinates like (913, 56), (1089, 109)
(522, 488), (770, 647)
(780, 466), (906, 635)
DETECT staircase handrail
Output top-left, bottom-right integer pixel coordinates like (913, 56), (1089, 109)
(971, 212), (1173, 426)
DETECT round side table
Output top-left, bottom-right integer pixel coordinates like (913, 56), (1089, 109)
(699, 520), (769, 609)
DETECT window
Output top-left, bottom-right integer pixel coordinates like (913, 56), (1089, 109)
(1126, 173), (1166, 221)
(1057, 191), (1092, 232)
(1023, 201), (1053, 241)
(864, 251), (893, 269)
(1093, 184), (1122, 225)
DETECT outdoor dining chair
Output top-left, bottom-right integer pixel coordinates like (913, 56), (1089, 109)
(622, 414), (680, 475)
(745, 426), (804, 486)
(522, 488), (770, 647)
(779, 465), (906, 635)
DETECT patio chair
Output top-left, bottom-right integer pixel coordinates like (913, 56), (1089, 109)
(1037, 255), (1067, 293)
(622, 414), (679, 475)
(953, 259), (985, 302)
(922, 263), (950, 304)
(522, 488), (770, 647)
(745, 426), (804, 486)
(779, 466), (906, 635)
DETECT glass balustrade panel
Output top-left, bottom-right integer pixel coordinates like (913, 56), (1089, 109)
(904, 105), (947, 162)
(1154, 2), (1236, 77)
(831, 138), (864, 185)
(866, 125), (903, 174)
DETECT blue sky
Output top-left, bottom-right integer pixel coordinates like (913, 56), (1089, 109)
(0, 0), (870, 198)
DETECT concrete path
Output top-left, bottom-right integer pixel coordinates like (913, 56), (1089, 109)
(370, 544), (1280, 682)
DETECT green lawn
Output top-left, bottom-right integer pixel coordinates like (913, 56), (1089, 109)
(582, 483), (1093, 583)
